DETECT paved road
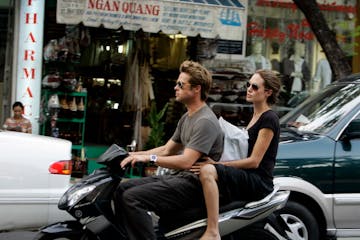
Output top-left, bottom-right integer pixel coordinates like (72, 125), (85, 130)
(0, 230), (37, 240)
(1, 230), (360, 240)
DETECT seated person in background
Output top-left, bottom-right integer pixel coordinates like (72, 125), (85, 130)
(193, 69), (281, 240)
(3, 101), (32, 133)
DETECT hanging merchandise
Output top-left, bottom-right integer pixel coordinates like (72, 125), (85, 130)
(139, 62), (154, 110)
(61, 72), (77, 92)
(80, 27), (91, 48)
(42, 72), (62, 89)
(44, 39), (59, 61)
(121, 37), (155, 150)
(121, 49), (139, 112)
(48, 94), (60, 109)
(57, 25), (81, 62)
(135, 61), (155, 150)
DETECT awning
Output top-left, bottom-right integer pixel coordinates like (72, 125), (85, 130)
(56, 0), (247, 41)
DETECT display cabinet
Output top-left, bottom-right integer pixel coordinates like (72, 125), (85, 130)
(40, 89), (87, 151)
(41, 88), (88, 178)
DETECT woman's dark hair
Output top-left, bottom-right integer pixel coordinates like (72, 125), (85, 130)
(12, 101), (24, 110)
(256, 69), (281, 105)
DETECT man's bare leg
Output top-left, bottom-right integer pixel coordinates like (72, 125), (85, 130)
(199, 164), (221, 240)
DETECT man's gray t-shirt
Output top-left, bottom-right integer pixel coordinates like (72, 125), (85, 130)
(171, 105), (224, 162)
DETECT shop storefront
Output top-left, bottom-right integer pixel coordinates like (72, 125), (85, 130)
(246, 0), (359, 94)
(5, 0), (248, 175)
(3, 0), (359, 176)
(207, 0), (360, 128)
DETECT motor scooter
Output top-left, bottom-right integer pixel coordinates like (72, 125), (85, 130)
(33, 144), (290, 240)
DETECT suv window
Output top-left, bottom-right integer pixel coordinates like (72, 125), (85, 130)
(280, 83), (360, 135)
(341, 112), (360, 140)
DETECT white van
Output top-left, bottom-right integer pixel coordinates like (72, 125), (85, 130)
(0, 131), (74, 230)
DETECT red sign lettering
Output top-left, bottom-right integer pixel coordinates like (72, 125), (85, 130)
(247, 21), (315, 42)
(24, 50), (35, 61)
(26, 32), (36, 43)
(25, 13), (37, 24)
(23, 68), (35, 79)
(88, 0), (160, 16)
(26, 87), (33, 98)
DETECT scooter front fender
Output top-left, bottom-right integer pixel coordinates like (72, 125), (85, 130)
(39, 220), (84, 236)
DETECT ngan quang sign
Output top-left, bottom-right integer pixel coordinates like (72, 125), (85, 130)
(16, 0), (45, 134)
(56, 0), (247, 41)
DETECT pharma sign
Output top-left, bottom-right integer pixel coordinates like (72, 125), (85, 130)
(56, 0), (247, 41)
(16, 0), (44, 134)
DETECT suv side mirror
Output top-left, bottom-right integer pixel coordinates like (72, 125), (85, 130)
(341, 119), (360, 141)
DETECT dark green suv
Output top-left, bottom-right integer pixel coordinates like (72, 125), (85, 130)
(274, 73), (360, 240)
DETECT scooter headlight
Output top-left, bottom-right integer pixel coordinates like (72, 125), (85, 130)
(60, 185), (96, 208)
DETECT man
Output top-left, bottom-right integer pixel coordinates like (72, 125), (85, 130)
(115, 60), (224, 240)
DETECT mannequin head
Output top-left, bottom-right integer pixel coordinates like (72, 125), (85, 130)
(251, 41), (263, 55)
(294, 41), (305, 57)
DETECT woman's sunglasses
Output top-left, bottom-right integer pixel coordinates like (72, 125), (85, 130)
(246, 81), (259, 91)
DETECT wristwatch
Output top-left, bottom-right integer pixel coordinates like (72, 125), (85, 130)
(149, 154), (158, 164)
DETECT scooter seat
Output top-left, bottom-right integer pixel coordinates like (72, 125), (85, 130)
(158, 200), (247, 232)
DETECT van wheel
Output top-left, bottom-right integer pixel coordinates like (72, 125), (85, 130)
(279, 200), (320, 240)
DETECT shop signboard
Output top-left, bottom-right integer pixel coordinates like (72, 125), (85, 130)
(15, 0), (45, 134)
(56, 0), (247, 42)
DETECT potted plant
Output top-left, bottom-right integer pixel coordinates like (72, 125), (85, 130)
(144, 101), (168, 176)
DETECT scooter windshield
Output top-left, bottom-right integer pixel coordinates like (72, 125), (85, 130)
(97, 144), (128, 164)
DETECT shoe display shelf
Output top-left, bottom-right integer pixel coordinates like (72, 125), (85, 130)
(40, 89), (88, 164)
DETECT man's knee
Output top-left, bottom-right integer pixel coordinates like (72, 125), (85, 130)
(114, 183), (125, 201)
(122, 186), (144, 207)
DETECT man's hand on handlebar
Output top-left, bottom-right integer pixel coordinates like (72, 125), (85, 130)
(120, 154), (149, 169)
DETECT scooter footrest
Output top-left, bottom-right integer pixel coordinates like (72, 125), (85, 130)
(159, 201), (247, 232)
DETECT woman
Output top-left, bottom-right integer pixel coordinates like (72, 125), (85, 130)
(3, 101), (32, 133)
(197, 69), (281, 240)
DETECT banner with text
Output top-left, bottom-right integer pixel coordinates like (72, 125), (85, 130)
(56, 0), (247, 41)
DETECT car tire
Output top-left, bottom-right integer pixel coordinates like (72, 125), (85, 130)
(279, 200), (320, 240)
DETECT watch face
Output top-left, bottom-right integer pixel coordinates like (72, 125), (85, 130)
(150, 155), (157, 162)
